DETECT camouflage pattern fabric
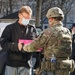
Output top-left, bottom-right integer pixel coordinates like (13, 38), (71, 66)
(40, 70), (69, 75)
(23, 23), (72, 75)
(34, 59), (70, 75)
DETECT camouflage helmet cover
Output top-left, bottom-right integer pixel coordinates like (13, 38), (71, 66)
(46, 7), (64, 19)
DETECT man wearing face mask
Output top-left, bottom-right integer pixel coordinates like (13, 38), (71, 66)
(0, 6), (40, 75)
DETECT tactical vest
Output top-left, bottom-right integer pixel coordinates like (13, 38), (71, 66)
(40, 25), (72, 72)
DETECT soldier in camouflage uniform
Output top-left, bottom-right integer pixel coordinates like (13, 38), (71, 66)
(18, 7), (74, 75)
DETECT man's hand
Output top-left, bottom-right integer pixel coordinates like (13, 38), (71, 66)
(18, 43), (22, 51)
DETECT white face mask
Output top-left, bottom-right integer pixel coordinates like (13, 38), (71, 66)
(22, 18), (30, 26)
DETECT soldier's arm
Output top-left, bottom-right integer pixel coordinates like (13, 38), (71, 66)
(23, 31), (48, 52)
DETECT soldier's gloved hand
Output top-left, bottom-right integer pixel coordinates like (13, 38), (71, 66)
(23, 44), (30, 52)
(23, 44), (37, 52)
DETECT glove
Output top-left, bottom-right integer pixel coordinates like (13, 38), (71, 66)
(23, 44), (30, 52)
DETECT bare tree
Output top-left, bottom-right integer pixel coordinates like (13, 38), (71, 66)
(0, 0), (75, 27)
(9, 0), (12, 14)
(0, 0), (29, 17)
(35, 0), (42, 27)
(0, 0), (2, 13)
(42, 0), (75, 26)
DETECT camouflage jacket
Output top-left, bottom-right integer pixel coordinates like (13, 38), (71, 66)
(23, 23), (72, 60)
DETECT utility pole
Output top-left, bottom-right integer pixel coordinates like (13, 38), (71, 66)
(35, 0), (42, 27)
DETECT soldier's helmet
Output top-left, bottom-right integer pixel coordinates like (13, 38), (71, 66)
(46, 7), (64, 19)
